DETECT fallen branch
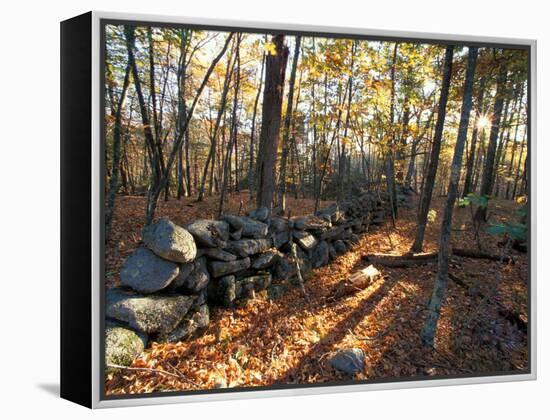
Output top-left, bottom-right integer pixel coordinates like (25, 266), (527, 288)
(107, 363), (199, 386)
(362, 248), (515, 267)
(332, 265), (382, 299)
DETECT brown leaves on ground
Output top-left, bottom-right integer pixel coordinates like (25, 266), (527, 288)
(105, 195), (528, 396)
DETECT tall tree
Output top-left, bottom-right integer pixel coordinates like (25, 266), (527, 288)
(255, 34), (289, 211)
(421, 47), (478, 347)
(410, 45), (454, 252)
(278, 35), (302, 211)
(476, 53), (508, 221)
(105, 64), (131, 237)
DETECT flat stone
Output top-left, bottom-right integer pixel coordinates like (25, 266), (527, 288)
(252, 250), (282, 270)
(240, 216), (269, 238)
(320, 225), (346, 241)
(293, 230), (318, 251)
(269, 216), (290, 233)
(220, 214), (245, 231)
(200, 247), (237, 262)
(120, 247), (179, 293)
(208, 257), (251, 278)
(142, 218), (197, 263)
(226, 238), (271, 257)
(105, 288), (195, 335)
(185, 219), (229, 248)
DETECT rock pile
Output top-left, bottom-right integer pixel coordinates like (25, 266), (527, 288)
(105, 190), (397, 370)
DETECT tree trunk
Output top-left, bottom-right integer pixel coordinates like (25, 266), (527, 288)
(255, 35), (289, 211)
(462, 75), (487, 197)
(105, 64), (131, 237)
(278, 36), (301, 212)
(410, 45), (454, 252)
(476, 57), (508, 221)
(420, 47), (478, 347)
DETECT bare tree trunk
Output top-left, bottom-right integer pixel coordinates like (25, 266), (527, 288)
(421, 47), (478, 347)
(248, 53), (265, 198)
(278, 35), (301, 212)
(220, 36), (241, 215)
(410, 45), (454, 252)
(105, 65), (131, 237)
(255, 35), (289, 211)
(385, 43), (399, 220)
(462, 75), (487, 197)
(476, 57), (508, 221)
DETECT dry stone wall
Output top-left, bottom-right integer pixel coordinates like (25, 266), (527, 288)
(105, 187), (414, 369)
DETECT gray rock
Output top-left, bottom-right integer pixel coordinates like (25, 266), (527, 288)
(209, 257), (251, 278)
(240, 273), (272, 296)
(120, 247), (179, 293)
(311, 241), (329, 268)
(105, 326), (147, 372)
(329, 348), (365, 374)
(267, 284), (288, 300)
(230, 228), (243, 240)
(272, 257), (294, 281)
(293, 230), (319, 251)
(226, 238), (271, 257)
(240, 216), (269, 238)
(273, 231), (291, 249)
(200, 247), (237, 262)
(293, 215), (331, 231)
(214, 275), (237, 306)
(106, 288), (195, 335)
(159, 304), (210, 343)
(320, 225), (346, 241)
(170, 261), (194, 289)
(185, 219), (229, 248)
(328, 243), (337, 260)
(174, 256), (210, 293)
(333, 240), (347, 255)
(269, 216), (290, 233)
(220, 214), (245, 231)
(252, 250), (282, 270)
(142, 218), (197, 263)
(316, 203), (345, 224)
(249, 206), (269, 222)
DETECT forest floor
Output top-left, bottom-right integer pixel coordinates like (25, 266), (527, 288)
(105, 192), (529, 395)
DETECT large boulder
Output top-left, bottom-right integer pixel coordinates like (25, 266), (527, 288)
(105, 325), (147, 372)
(158, 304), (210, 343)
(209, 257), (251, 278)
(142, 218), (197, 263)
(333, 240), (347, 255)
(271, 256), (294, 281)
(185, 219), (229, 248)
(106, 288), (195, 335)
(120, 247), (179, 293)
(226, 238), (270, 257)
(273, 231), (291, 249)
(249, 206), (269, 222)
(208, 275), (237, 306)
(329, 348), (365, 374)
(172, 256), (210, 293)
(320, 225), (346, 241)
(311, 241), (329, 268)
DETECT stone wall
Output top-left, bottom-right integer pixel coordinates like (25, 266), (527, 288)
(105, 187), (414, 369)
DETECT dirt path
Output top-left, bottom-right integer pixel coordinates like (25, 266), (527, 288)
(106, 195), (528, 395)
